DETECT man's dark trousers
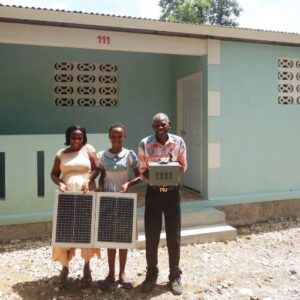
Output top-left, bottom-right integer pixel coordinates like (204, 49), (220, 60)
(144, 185), (181, 278)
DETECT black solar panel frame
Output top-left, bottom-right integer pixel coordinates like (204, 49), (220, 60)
(95, 192), (137, 249)
(52, 191), (96, 248)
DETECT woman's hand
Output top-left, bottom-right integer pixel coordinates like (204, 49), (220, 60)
(119, 182), (129, 193)
(59, 182), (67, 192)
(81, 181), (89, 193)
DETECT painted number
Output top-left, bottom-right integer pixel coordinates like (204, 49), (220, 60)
(97, 35), (110, 44)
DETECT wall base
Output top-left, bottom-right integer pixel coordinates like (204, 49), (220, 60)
(217, 199), (300, 226)
(0, 221), (52, 241)
(1, 199), (299, 240)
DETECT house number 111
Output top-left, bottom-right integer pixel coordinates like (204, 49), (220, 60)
(97, 35), (110, 44)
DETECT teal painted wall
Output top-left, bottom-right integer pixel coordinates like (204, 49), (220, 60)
(171, 55), (202, 77)
(4, 39), (299, 221)
(0, 43), (202, 225)
(0, 133), (110, 225)
(208, 41), (300, 200)
(0, 43), (174, 149)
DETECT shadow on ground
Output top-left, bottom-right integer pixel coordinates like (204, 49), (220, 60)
(12, 276), (171, 300)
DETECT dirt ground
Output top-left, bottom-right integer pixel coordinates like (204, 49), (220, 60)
(0, 216), (299, 300)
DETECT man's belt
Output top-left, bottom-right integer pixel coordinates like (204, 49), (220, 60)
(149, 185), (179, 192)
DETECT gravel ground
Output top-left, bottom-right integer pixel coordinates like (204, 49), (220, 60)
(0, 216), (299, 300)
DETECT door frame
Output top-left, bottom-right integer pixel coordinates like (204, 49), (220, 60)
(177, 71), (203, 191)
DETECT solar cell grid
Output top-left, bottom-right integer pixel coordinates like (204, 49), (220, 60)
(52, 191), (136, 249)
(55, 194), (93, 244)
(97, 196), (134, 244)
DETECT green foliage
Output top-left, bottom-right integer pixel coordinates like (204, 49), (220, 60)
(159, 0), (210, 24)
(159, 0), (242, 26)
(207, 0), (242, 26)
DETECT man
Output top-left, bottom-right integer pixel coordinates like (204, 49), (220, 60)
(138, 113), (187, 295)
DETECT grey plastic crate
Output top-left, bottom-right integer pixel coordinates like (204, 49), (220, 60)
(149, 162), (180, 186)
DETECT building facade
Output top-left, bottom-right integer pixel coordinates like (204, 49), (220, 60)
(0, 5), (300, 226)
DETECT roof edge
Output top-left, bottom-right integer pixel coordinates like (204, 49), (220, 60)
(1, 5), (300, 47)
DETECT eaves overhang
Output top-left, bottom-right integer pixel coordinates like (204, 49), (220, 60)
(1, 4), (300, 47)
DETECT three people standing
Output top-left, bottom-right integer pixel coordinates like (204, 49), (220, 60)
(50, 113), (187, 295)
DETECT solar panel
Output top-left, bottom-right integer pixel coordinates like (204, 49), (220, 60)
(94, 192), (137, 249)
(52, 191), (95, 248)
(51, 191), (137, 249)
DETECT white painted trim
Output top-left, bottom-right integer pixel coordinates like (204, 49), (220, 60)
(207, 39), (220, 65)
(208, 143), (221, 169)
(1, 6), (300, 45)
(0, 22), (206, 56)
(208, 91), (221, 116)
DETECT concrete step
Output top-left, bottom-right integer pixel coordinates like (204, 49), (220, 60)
(137, 206), (226, 232)
(137, 223), (237, 249)
(181, 206), (226, 227)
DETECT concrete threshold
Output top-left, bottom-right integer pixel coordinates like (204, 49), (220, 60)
(137, 223), (237, 249)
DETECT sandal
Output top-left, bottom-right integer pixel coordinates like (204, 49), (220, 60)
(74, 264), (92, 289)
(118, 280), (133, 290)
(98, 277), (115, 290)
(57, 267), (69, 289)
(74, 275), (92, 288)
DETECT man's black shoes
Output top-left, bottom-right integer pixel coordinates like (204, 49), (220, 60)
(169, 277), (183, 295)
(141, 275), (157, 293)
(142, 276), (183, 294)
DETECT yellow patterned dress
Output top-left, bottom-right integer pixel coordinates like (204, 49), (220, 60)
(52, 144), (100, 266)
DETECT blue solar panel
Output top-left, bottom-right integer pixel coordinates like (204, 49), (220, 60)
(52, 192), (136, 248)
(97, 196), (134, 244)
(54, 193), (93, 244)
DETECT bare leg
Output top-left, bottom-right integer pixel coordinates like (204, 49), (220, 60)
(118, 249), (133, 289)
(98, 249), (116, 290)
(107, 249), (116, 281)
(118, 249), (127, 282)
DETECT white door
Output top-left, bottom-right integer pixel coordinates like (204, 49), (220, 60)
(177, 73), (202, 191)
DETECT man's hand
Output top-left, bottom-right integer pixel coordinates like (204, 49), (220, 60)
(159, 157), (169, 164)
(142, 170), (149, 179)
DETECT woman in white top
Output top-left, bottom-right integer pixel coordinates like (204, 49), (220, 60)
(51, 125), (100, 289)
(97, 122), (141, 290)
